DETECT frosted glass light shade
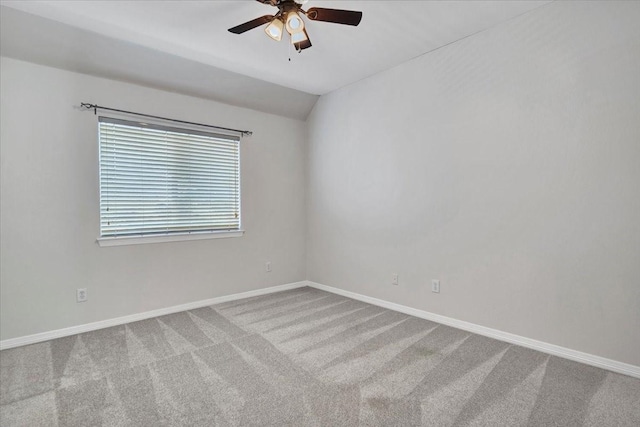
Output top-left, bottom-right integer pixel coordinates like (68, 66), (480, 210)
(285, 11), (305, 34)
(265, 18), (284, 41)
(290, 30), (308, 44)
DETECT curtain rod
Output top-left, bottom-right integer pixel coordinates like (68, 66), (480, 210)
(80, 103), (253, 137)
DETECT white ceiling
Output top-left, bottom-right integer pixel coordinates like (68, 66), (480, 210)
(0, 6), (319, 120)
(1, 0), (551, 118)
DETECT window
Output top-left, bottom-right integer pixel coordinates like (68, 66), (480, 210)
(98, 116), (241, 245)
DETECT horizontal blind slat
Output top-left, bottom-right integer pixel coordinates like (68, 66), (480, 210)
(99, 135), (239, 154)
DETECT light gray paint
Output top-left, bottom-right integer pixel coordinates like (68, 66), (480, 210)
(1, 0), (639, 371)
(306, 1), (640, 366)
(0, 57), (307, 340)
(0, 7), (319, 121)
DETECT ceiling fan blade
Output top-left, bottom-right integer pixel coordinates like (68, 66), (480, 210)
(294, 30), (312, 51)
(228, 15), (274, 34)
(305, 7), (362, 26)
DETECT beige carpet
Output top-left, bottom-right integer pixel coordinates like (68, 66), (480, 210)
(1, 287), (639, 426)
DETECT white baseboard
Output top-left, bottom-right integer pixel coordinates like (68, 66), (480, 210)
(307, 281), (640, 379)
(4, 279), (637, 379)
(0, 281), (307, 351)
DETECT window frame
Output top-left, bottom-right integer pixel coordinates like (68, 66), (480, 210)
(96, 114), (244, 247)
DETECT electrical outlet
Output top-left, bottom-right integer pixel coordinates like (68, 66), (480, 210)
(77, 288), (88, 302)
(431, 280), (440, 293)
(265, 261), (272, 273)
(392, 274), (399, 286)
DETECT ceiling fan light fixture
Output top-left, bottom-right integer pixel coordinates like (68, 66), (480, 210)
(264, 18), (284, 41)
(229, 2), (363, 53)
(290, 29), (308, 45)
(285, 11), (305, 34)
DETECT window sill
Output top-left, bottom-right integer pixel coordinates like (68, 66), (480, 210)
(97, 230), (244, 247)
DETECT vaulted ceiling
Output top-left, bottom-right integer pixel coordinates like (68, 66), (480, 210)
(0, 1), (551, 119)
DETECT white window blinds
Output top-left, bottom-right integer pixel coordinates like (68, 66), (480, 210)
(99, 116), (240, 238)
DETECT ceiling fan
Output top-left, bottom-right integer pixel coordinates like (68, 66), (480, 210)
(228, 0), (363, 52)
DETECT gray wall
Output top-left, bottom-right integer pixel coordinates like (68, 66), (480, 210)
(2, 1), (639, 368)
(0, 58), (307, 340)
(306, 1), (640, 366)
